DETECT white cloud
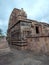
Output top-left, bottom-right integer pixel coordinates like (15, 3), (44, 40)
(26, 0), (49, 23)
(0, 20), (3, 26)
(0, 19), (8, 26)
(0, 0), (49, 35)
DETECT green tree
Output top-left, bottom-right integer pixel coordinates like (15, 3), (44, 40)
(0, 29), (3, 36)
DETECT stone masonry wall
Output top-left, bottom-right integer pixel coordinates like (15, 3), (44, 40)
(27, 37), (49, 54)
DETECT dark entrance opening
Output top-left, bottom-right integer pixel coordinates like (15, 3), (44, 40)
(36, 26), (39, 34)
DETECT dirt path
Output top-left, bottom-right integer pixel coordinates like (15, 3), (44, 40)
(0, 49), (49, 65)
(0, 37), (10, 55)
(0, 37), (49, 65)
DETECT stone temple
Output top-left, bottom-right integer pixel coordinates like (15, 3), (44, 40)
(7, 8), (49, 53)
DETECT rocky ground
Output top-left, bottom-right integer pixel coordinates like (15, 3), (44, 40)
(0, 37), (49, 65)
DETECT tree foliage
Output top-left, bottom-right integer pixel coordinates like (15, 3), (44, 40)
(0, 29), (3, 36)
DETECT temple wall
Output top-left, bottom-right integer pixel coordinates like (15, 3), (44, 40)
(27, 37), (49, 54)
(7, 8), (49, 55)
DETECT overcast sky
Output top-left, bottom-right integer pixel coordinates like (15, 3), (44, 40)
(0, 0), (49, 35)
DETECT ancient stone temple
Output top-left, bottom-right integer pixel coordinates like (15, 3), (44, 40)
(7, 8), (49, 53)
